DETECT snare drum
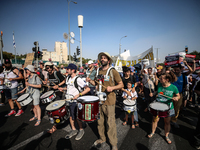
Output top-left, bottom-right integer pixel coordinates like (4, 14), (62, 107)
(149, 102), (169, 118)
(40, 90), (56, 104)
(17, 93), (33, 106)
(123, 99), (136, 113)
(77, 96), (100, 122)
(46, 100), (69, 124)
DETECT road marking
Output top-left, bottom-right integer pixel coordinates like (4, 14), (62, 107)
(8, 131), (45, 150)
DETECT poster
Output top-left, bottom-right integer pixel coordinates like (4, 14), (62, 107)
(24, 53), (34, 67)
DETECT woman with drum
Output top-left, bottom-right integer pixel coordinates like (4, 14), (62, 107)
(20, 65), (42, 126)
(148, 71), (180, 144)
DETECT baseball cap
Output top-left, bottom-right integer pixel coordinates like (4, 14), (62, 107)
(67, 63), (77, 70)
(88, 60), (93, 65)
(4, 59), (11, 64)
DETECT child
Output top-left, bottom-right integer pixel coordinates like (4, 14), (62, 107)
(122, 81), (138, 129)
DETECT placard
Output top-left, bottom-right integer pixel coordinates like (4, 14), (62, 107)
(24, 53), (34, 67)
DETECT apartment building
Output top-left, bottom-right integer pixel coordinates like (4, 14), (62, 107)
(42, 41), (68, 63)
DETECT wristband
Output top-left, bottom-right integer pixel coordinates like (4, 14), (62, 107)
(79, 93), (82, 96)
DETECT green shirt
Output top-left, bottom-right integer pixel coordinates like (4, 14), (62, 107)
(157, 82), (179, 109)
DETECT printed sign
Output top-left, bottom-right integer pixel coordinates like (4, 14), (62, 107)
(85, 104), (91, 120)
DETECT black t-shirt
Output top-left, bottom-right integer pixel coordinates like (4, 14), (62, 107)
(48, 71), (65, 97)
(122, 75), (135, 89)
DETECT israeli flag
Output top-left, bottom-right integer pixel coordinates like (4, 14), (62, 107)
(13, 32), (16, 48)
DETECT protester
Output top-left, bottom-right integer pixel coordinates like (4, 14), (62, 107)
(0, 66), (5, 106)
(19, 65), (42, 126)
(3, 59), (24, 117)
(148, 71), (180, 144)
(60, 65), (66, 76)
(87, 52), (123, 150)
(86, 60), (97, 95)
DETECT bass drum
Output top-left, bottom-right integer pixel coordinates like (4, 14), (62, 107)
(77, 96), (100, 123)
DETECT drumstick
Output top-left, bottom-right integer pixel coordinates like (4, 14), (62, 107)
(95, 80), (107, 89)
(158, 93), (172, 99)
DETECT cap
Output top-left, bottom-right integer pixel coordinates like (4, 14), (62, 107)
(88, 60), (93, 65)
(4, 59), (11, 64)
(67, 63), (77, 70)
(156, 66), (163, 70)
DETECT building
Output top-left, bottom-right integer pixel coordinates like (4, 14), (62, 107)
(42, 41), (68, 63)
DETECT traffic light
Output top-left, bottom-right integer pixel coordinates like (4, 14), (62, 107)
(185, 47), (188, 54)
(73, 53), (77, 61)
(33, 41), (38, 58)
(76, 46), (80, 55)
(37, 50), (43, 59)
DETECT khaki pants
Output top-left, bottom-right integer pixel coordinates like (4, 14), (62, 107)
(171, 93), (183, 123)
(98, 105), (117, 146)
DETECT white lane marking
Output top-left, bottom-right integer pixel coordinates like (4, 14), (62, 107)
(8, 132), (44, 150)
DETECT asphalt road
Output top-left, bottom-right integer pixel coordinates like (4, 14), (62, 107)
(0, 96), (198, 150)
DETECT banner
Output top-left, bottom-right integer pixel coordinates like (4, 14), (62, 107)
(115, 47), (154, 72)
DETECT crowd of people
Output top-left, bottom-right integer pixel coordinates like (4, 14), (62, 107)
(0, 52), (200, 150)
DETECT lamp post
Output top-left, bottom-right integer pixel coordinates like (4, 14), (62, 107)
(68, 0), (77, 63)
(78, 15), (83, 67)
(119, 35), (127, 55)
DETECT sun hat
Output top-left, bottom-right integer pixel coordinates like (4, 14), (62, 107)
(25, 65), (35, 72)
(98, 52), (113, 65)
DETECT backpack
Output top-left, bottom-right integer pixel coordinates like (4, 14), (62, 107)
(38, 69), (45, 81)
(66, 75), (84, 93)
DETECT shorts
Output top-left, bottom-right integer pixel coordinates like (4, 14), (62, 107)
(4, 87), (18, 100)
(69, 102), (77, 120)
(168, 108), (175, 117)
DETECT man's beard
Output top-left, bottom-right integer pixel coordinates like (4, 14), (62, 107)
(5, 64), (12, 70)
(101, 60), (108, 67)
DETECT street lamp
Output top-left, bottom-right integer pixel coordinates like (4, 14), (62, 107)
(119, 35), (127, 55)
(68, 0), (77, 63)
(78, 15), (83, 67)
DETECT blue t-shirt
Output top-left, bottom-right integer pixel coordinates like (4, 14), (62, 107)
(172, 74), (187, 93)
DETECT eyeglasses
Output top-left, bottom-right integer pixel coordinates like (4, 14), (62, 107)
(46, 66), (53, 70)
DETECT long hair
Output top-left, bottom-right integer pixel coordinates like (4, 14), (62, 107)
(162, 71), (177, 83)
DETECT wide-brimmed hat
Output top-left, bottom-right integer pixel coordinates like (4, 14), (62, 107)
(25, 65), (35, 72)
(98, 52), (113, 65)
(44, 62), (53, 69)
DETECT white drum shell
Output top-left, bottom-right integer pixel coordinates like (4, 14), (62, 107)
(40, 91), (56, 104)
(17, 93), (33, 106)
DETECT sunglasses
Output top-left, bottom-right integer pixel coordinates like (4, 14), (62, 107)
(46, 66), (53, 70)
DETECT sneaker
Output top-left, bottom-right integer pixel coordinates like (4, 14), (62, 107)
(189, 104), (195, 108)
(5, 110), (16, 117)
(75, 129), (85, 140)
(93, 139), (106, 147)
(65, 130), (78, 139)
(171, 122), (180, 128)
(15, 109), (24, 116)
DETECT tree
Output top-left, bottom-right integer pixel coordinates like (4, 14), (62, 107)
(189, 51), (200, 60)
(3, 51), (15, 59)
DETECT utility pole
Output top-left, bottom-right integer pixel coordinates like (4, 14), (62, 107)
(154, 48), (160, 64)
(0, 31), (3, 64)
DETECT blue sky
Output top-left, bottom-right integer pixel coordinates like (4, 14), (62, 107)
(1, 0), (200, 63)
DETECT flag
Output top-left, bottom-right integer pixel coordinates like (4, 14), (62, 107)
(13, 32), (16, 48)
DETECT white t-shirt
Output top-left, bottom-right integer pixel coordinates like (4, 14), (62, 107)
(0, 73), (4, 89)
(66, 76), (86, 97)
(122, 89), (138, 99)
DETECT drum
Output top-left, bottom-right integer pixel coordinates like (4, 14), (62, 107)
(46, 100), (69, 124)
(96, 91), (107, 102)
(149, 102), (170, 117)
(17, 93), (33, 106)
(77, 96), (100, 122)
(123, 99), (136, 113)
(40, 90), (56, 104)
